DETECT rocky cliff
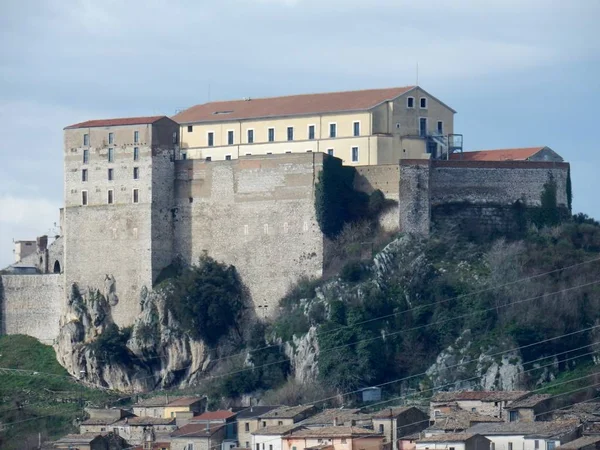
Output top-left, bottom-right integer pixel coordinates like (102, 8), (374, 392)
(55, 284), (234, 392)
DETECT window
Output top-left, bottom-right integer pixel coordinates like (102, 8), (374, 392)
(256, 445), (260, 450)
(133, 189), (139, 203)
(83, 149), (89, 164)
(172, 131), (178, 144)
(420, 97), (427, 108)
(535, 440), (539, 450)
(107, 189), (114, 204)
(269, 446), (273, 450)
(225, 155), (232, 160)
(351, 146), (359, 162)
(419, 117), (427, 137)
(205, 156), (212, 162)
(182, 153), (187, 160)
(509, 410), (519, 422)
(449, 447), (455, 450)
(287, 126), (294, 141)
(245, 423), (250, 432)
(378, 424), (384, 433)
(471, 407), (476, 412)
(329, 123), (337, 138)
(83, 134), (89, 146)
(108, 132), (114, 144)
(247, 129), (254, 144)
(292, 447), (297, 450)
(133, 147), (139, 161)
(134, 130), (139, 143)
(108, 168), (114, 181)
(268, 128), (275, 142)
(407, 97), (415, 108)
(82, 169), (88, 182)
(81, 190), (88, 206)
(246, 443), (249, 449)
(278, 421), (283, 426)
(353, 121), (360, 136)
(133, 167), (139, 179)
(208, 132), (214, 147)
(327, 149), (334, 156)
(262, 421), (266, 428)
(108, 148), (114, 162)
(547, 442), (556, 450)
(188, 125), (193, 132)
(308, 125), (315, 140)
(508, 443), (513, 450)
(437, 121), (443, 134)
(227, 130), (234, 145)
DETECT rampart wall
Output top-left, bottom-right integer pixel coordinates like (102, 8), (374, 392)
(399, 159), (570, 235)
(354, 164), (400, 232)
(0, 274), (63, 342)
(173, 153), (325, 317)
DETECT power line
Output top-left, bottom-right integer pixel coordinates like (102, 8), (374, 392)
(130, 278), (600, 386)
(120, 255), (600, 366)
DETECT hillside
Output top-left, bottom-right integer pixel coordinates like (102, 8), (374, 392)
(210, 214), (600, 405)
(0, 335), (121, 450)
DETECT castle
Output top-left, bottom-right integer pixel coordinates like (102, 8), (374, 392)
(0, 86), (569, 342)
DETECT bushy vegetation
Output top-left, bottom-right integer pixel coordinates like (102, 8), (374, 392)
(0, 335), (120, 450)
(89, 323), (132, 364)
(163, 254), (245, 345)
(272, 214), (600, 396)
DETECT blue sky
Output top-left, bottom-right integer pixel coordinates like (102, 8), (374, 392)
(0, 0), (599, 268)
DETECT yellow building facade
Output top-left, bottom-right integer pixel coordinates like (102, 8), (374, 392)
(174, 86), (457, 165)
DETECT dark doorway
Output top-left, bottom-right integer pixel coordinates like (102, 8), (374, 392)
(53, 260), (61, 273)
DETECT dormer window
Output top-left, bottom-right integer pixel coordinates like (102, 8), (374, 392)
(420, 97), (427, 109)
(407, 97), (415, 108)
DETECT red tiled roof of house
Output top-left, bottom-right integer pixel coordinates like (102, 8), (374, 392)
(172, 87), (416, 124)
(193, 410), (236, 421)
(171, 423), (224, 438)
(449, 147), (546, 161)
(64, 115), (167, 129)
(432, 391), (529, 402)
(167, 396), (205, 407)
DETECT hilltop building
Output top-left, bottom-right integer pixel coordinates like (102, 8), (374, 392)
(173, 86), (462, 164)
(0, 85), (571, 340)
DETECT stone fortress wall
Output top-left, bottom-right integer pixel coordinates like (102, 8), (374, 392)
(0, 154), (571, 341)
(173, 153), (325, 317)
(399, 159), (570, 235)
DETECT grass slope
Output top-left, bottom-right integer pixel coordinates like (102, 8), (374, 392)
(0, 335), (120, 450)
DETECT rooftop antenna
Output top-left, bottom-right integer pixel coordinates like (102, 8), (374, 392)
(416, 62), (419, 87)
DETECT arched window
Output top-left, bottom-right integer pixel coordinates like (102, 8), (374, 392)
(53, 260), (61, 273)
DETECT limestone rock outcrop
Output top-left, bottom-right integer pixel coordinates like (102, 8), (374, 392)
(55, 284), (214, 392)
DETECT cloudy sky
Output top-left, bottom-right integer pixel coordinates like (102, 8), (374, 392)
(0, 0), (599, 267)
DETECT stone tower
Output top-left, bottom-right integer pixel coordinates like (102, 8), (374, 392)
(62, 116), (179, 326)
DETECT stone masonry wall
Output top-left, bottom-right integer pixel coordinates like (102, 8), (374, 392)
(354, 164), (400, 232)
(0, 274), (63, 342)
(399, 160), (570, 235)
(173, 153), (324, 318)
(399, 160), (431, 234)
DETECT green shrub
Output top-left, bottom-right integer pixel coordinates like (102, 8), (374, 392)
(340, 260), (368, 282)
(89, 324), (132, 364)
(165, 254), (244, 346)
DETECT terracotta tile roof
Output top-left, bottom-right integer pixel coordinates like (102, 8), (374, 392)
(506, 394), (553, 409)
(259, 404), (315, 419)
(166, 396), (205, 407)
(81, 418), (120, 426)
(432, 408), (502, 431)
(286, 426), (383, 438)
(557, 436), (600, 450)
(372, 406), (422, 418)
(468, 420), (579, 437)
(301, 409), (372, 426)
(54, 432), (107, 443)
(193, 410), (236, 421)
(172, 87), (416, 124)
(432, 391), (530, 402)
(252, 424), (305, 436)
(64, 115), (166, 130)
(236, 406), (280, 419)
(171, 423), (225, 438)
(449, 147), (546, 161)
(417, 433), (479, 443)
